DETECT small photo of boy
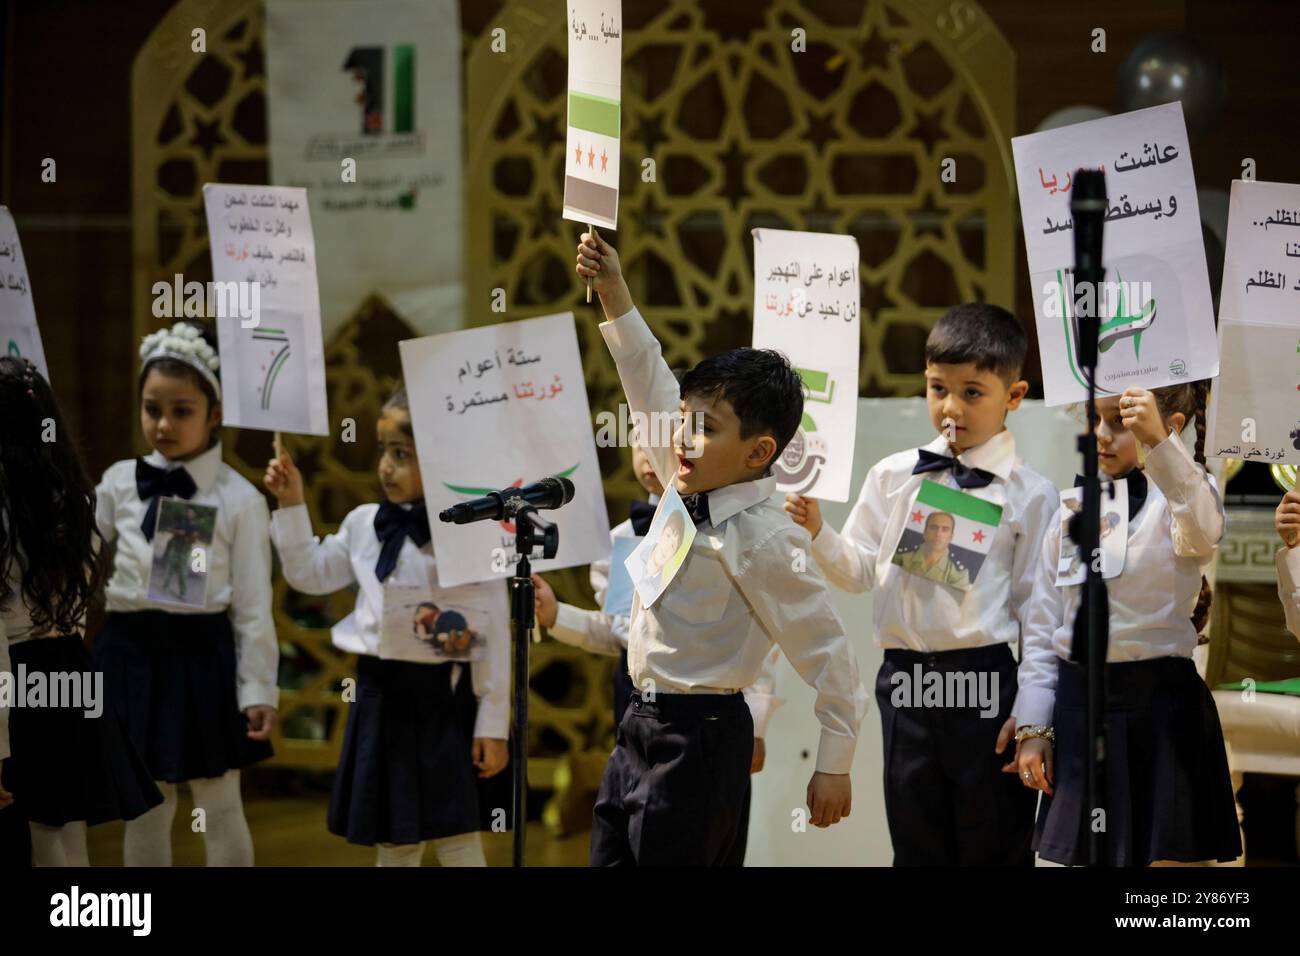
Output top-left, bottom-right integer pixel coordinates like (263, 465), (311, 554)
(147, 498), (218, 608)
(625, 488), (696, 608)
(380, 583), (490, 663)
(1055, 479), (1129, 585)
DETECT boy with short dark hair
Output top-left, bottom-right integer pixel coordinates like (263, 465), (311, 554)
(576, 231), (867, 867)
(787, 302), (1057, 866)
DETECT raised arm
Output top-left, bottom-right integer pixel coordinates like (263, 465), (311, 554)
(578, 232), (680, 490)
(809, 463), (890, 593)
(1143, 434), (1224, 561)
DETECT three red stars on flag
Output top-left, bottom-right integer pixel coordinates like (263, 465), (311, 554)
(572, 142), (610, 173)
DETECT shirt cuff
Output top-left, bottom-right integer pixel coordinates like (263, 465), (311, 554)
(744, 693), (786, 738)
(270, 502), (313, 546)
(238, 680), (280, 712)
(549, 602), (618, 656)
(473, 697), (510, 739)
(1012, 686), (1055, 729)
(598, 306), (653, 361)
(1143, 432), (1198, 498)
(810, 519), (844, 563)
(814, 728), (857, 775)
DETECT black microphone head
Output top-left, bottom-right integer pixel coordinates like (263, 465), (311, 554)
(1070, 168), (1107, 209)
(555, 476), (575, 505)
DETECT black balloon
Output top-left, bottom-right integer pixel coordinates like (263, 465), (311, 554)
(1118, 32), (1226, 142)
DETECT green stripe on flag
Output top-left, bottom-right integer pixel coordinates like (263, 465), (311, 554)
(393, 45), (415, 133)
(569, 91), (620, 137)
(916, 479), (1003, 526)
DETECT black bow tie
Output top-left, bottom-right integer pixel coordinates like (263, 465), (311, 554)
(913, 448), (996, 490)
(373, 500), (431, 582)
(681, 492), (711, 526)
(1072, 469), (1148, 522)
(629, 500), (656, 537)
(135, 458), (197, 541)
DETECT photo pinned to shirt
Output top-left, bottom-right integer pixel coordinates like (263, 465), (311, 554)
(379, 582), (491, 663)
(146, 498), (218, 608)
(890, 479), (1002, 591)
(624, 486), (696, 608)
(1056, 479), (1128, 586)
(601, 536), (639, 619)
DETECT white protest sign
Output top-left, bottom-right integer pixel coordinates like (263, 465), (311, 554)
(265, 0), (463, 341)
(400, 312), (612, 587)
(202, 183), (329, 436)
(0, 207), (49, 381)
(752, 228), (859, 502)
(562, 0), (622, 230)
(1012, 102), (1217, 406)
(1206, 179), (1300, 464)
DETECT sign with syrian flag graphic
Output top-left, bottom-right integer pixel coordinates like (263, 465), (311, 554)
(890, 480), (1003, 591)
(1011, 102), (1217, 406)
(562, 1), (622, 230)
(399, 312), (612, 587)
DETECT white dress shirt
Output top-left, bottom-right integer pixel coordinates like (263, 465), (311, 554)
(811, 429), (1058, 654)
(270, 502), (510, 739)
(600, 307), (867, 774)
(1276, 546), (1300, 641)
(548, 502), (785, 735)
(1013, 434), (1224, 727)
(95, 442), (279, 711)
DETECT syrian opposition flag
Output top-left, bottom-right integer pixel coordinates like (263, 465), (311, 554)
(562, 1), (622, 230)
(895, 479), (1004, 587)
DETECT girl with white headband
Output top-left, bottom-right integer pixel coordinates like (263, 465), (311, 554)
(92, 320), (279, 866)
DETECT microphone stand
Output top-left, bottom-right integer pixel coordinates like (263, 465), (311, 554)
(501, 498), (558, 868)
(1067, 169), (1111, 867)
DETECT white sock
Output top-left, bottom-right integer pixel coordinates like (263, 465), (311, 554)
(30, 821), (89, 866)
(431, 831), (486, 867)
(376, 842), (425, 867)
(190, 770), (254, 867)
(124, 780), (177, 866)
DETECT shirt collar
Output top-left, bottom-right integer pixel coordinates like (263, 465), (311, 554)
(143, 440), (223, 495)
(700, 475), (777, 528)
(921, 428), (1017, 482)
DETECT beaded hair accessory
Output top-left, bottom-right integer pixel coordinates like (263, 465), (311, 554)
(139, 322), (222, 401)
(20, 357), (37, 398)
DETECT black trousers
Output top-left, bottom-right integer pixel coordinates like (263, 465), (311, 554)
(876, 643), (1036, 866)
(590, 690), (753, 866)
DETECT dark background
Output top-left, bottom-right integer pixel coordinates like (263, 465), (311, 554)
(2, 0), (1297, 479)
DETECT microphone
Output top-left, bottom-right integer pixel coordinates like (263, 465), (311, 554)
(1070, 169), (1107, 370)
(438, 476), (575, 525)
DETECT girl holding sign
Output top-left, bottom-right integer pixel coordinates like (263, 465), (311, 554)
(0, 357), (161, 865)
(93, 321), (279, 866)
(265, 384), (509, 867)
(1013, 382), (1241, 866)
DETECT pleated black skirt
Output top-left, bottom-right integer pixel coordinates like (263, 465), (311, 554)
(328, 655), (510, 847)
(92, 609), (273, 784)
(5, 635), (162, 827)
(1035, 655), (1242, 867)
